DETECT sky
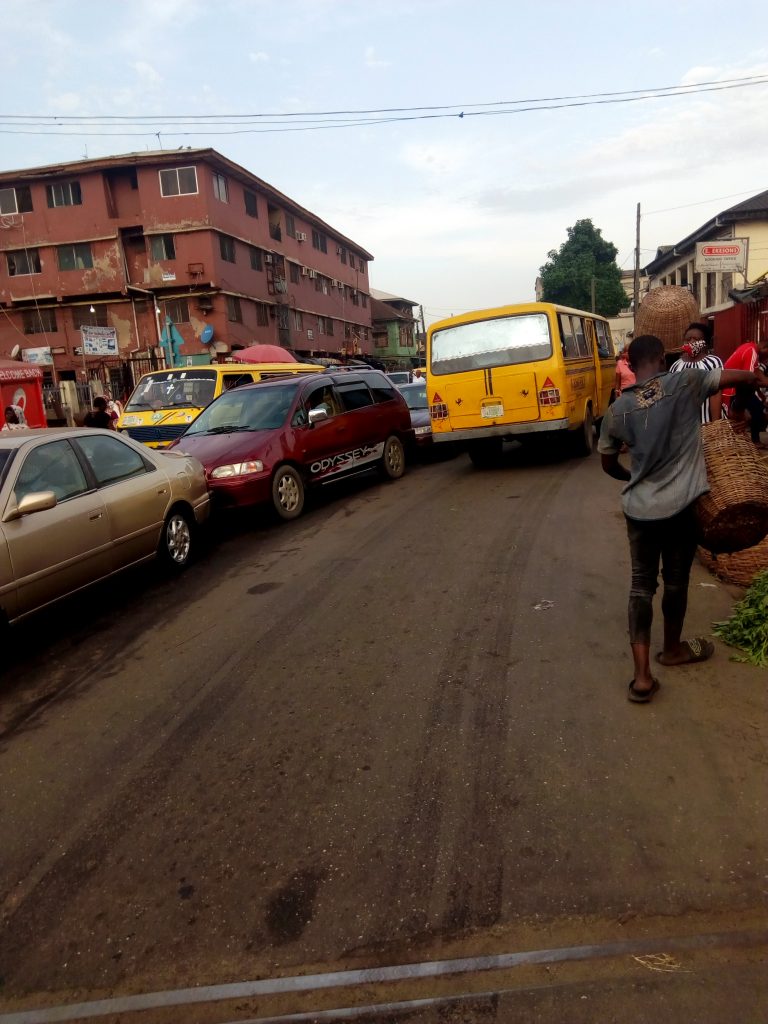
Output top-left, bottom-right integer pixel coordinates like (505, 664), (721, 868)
(3, 0), (768, 326)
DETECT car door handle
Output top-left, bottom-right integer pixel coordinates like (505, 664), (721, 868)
(157, 487), (168, 495)
(88, 510), (103, 521)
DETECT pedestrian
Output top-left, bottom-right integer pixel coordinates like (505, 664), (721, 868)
(722, 339), (768, 445)
(412, 369), (426, 383)
(83, 396), (115, 430)
(1, 405), (26, 431)
(104, 390), (123, 424)
(668, 322), (724, 423)
(597, 334), (768, 703)
(614, 348), (636, 396)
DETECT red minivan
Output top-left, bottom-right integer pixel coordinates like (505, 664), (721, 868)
(170, 369), (413, 519)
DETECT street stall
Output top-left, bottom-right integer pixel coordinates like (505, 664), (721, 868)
(0, 359), (46, 429)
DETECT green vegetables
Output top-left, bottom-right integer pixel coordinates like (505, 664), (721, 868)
(712, 570), (768, 668)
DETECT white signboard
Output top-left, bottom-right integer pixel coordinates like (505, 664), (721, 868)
(81, 325), (119, 356)
(22, 346), (53, 365)
(694, 239), (748, 273)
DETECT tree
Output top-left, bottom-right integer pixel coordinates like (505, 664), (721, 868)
(539, 219), (627, 317)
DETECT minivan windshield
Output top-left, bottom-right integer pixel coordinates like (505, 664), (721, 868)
(126, 371), (218, 412)
(431, 313), (552, 374)
(185, 383), (299, 435)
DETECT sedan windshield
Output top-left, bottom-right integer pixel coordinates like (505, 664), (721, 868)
(400, 385), (427, 410)
(185, 383), (299, 435)
(126, 371), (217, 412)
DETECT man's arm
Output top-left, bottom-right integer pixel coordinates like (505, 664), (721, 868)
(601, 452), (631, 481)
(720, 368), (768, 389)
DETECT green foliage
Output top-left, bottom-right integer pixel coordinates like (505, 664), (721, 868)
(539, 219), (628, 317)
(712, 570), (768, 667)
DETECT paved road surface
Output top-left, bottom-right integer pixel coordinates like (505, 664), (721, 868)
(0, 447), (765, 1023)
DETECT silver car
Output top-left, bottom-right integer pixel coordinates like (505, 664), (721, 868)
(0, 428), (209, 626)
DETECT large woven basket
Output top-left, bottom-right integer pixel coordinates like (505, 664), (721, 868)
(698, 537), (768, 587)
(696, 419), (768, 553)
(634, 286), (700, 352)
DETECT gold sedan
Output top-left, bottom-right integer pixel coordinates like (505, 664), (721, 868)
(0, 427), (209, 626)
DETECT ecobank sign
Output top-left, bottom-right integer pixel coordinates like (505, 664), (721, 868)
(694, 239), (748, 273)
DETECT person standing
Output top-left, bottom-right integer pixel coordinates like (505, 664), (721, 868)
(722, 339), (768, 444)
(597, 334), (768, 703)
(668, 322), (724, 423)
(83, 396), (115, 430)
(614, 348), (636, 396)
(2, 405), (26, 431)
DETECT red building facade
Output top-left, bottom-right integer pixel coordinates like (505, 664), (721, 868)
(0, 149), (374, 384)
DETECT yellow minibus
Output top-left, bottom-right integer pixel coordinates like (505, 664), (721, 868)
(117, 362), (323, 448)
(426, 302), (615, 465)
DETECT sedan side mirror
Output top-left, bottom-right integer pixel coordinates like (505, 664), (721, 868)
(16, 491), (58, 517)
(308, 408), (329, 425)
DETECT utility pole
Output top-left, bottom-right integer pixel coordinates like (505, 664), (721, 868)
(419, 304), (427, 358)
(633, 202), (641, 328)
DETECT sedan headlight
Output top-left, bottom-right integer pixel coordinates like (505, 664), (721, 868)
(414, 425), (432, 435)
(210, 460), (264, 479)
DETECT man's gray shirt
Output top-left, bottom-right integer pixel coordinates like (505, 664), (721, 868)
(597, 368), (721, 521)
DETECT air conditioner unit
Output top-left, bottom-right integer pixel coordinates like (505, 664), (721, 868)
(336, 247), (343, 256)
(296, 231), (307, 242)
(308, 270), (317, 279)
(301, 267), (310, 276)
(264, 254), (273, 264)
(196, 296), (213, 311)
(307, 329), (314, 340)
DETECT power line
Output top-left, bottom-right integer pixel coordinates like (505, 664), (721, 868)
(0, 76), (766, 138)
(644, 187), (767, 215)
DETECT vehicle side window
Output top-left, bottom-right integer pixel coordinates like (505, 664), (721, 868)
(572, 316), (590, 357)
(294, 384), (344, 425)
(222, 373), (254, 391)
(338, 382), (374, 411)
(594, 320), (613, 358)
(559, 314), (580, 359)
(14, 441), (89, 504)
(75, 435), (149, 486)
(370, 378), (397, 403)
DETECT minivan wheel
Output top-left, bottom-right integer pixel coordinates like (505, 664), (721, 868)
(380, 436), (405, 479)
(572, 407), (595, 457)
(159, 508), (193, 569)
(272, 465), (305, 520)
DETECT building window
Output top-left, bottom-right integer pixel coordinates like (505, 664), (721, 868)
(57, 242), (93, 271)
(317, 315), (334, 336)
(149, 234), (176, 260)
(312, 229), (327, 253)
(350, 288), (360, 306)
(339, 247), (347, 265)
(289, 262), (300, 284)
(249, 247), (263, 271)
(7, 248), (41, 276)
(293, 309), (303, 331)
(277, 305), (289, 330)
(285, 213), (296, 238)
(219, 235), (236, 262)
(159, 166), (198, 197)
(226, 295), (242, 323)
(72, 305), (109, 329)
(706, 272), (716, 308)
(0, 185), (33, 215)
(46, 181), (82, 208)
(256, 302), (269, 327)
(244, 189), (258, 217)
(361, 292), (368, 308)
(164, 298), (190, 323)
(22, 308), (57, 334)
(212, 172), (229, 202)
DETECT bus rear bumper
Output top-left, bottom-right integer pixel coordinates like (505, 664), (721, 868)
(433, 418), (570, 442)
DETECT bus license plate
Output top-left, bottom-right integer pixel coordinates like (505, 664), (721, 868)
(481, 403), (503, 419)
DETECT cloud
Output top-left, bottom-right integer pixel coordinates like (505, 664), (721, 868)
(132, 60), (162, 85)
(364, 45), (390, 69)
(248, 50), (270, 63)
(49, 91), (84, 113)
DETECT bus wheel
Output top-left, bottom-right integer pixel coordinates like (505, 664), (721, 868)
(468, 438), (503, 468)
(572, 408), (595, 457)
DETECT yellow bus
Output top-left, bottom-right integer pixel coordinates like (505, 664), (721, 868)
(426, 302), (616, 465)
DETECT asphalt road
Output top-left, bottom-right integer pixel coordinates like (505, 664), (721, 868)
(0, 446), (766, 1024)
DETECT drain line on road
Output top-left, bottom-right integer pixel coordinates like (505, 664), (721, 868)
(1, 928), (765, 1024)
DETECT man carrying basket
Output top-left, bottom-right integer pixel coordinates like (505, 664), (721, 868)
(598, 334), (768, 703)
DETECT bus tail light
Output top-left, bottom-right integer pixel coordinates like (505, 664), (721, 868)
(538, 377), (561, 407)
(430, 392), (449, 420)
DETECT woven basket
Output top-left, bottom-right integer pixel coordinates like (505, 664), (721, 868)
(698, 537), (768, 587)
(634, 287), (700, 352)
(696, 419), (768, 553)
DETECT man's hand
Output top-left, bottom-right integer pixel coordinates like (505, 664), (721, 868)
(601, 452), (631, 481)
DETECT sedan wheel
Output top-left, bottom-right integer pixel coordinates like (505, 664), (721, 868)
(272, 465), (305, 520)
(160, 509), (193, 569)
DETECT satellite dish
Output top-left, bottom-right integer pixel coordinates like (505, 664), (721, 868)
(201, 324), (214, 345)
(10, 345), (21, 360)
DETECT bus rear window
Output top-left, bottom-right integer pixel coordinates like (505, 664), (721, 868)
(431, 313), (551, 374)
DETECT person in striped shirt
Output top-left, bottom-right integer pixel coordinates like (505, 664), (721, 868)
(668, 322), (723, 423)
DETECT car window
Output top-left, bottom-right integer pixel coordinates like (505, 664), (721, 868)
(222, 373), (255, 391)
(75, 434), (149, 486)
(338, 382), (374, 411)
(370, 378), (397, 404)
(0, 449), (15, 489)
(14, 441), (90, 504)
(303, 384), (344, 420)
(559, 314), (580, 360)
(572, 316), (591, 358)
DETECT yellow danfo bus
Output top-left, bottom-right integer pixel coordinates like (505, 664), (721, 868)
(426, 302), (616, 465)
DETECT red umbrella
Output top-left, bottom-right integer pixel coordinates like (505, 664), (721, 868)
(231, 344), (297, 364)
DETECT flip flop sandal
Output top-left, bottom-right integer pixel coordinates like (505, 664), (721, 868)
(656, 637), (715, 666)
(628, 678), (660, 703)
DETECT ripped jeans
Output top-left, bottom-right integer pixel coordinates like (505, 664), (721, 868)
(625, 505), (698, 645)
